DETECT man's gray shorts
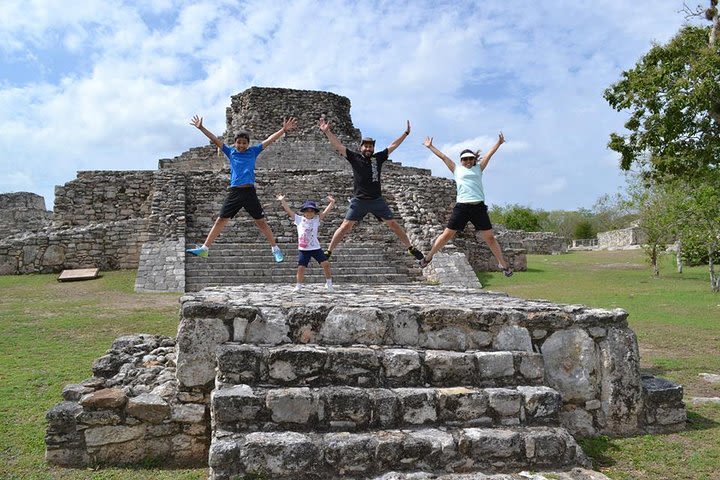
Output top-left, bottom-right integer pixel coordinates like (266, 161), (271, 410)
(345, 197), (394, 221)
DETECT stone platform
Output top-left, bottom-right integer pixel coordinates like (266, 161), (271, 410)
(46, 284), (684, 478)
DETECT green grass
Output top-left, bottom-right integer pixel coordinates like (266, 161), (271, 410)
(483, 249), (720, 480)
(1, 253), (718, 479)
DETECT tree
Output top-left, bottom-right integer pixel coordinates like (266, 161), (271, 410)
(574, 221), (595, 240)
(604, 25), (720, 180)
(503, 205), (542, 232)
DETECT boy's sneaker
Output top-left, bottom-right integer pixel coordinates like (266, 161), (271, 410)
(272, 248), (284, 263)
(419, 256), (432, 268)
(407, 246), (424, 261)
(500, 264), (514, 277)
(324, 250), (332, 260)
(186, 245), (208, 257)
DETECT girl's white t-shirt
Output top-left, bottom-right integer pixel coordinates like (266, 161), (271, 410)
(294, 214), (321, 251)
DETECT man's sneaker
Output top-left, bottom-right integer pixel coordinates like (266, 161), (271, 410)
(500, 264), (514, 277)
(324, 250), (332, 260)
(272, 248), (284, 263)
(407, 246), (424, 261)
(293, 285), (301, 292)
(186, 245), (208, 257)
(419, 256), (432, 268)
(325, 283), (334, 292)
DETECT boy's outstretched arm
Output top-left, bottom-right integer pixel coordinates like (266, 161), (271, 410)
(387, 120), (411, 155)
(319, 195), (336, 221)
(423, 136), (455, 173)
(262, 117), (298, 150)
(318, 118), (347, 157)
(190, 115), (223, 149)
(479, 132), (505, 171)
(276, 194), (295, 219)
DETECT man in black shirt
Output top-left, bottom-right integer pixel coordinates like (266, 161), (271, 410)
(318, 117), (425, 262)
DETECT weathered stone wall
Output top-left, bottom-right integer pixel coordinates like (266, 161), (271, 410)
(496, 229), (569, 254)
(0, 219), (148, 274)
(597, 227), (646, 249)
(53, 171), (154, 227)
(45, 334), (208, 467)
(0, 192), (51, 238)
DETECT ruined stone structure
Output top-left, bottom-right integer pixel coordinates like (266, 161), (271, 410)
(0, 192), (51, 239)
(496, 229), (569, 255)
(597, 226), (646, 249)
(0, 87), (525, 290)
(46, 285), (684, 478)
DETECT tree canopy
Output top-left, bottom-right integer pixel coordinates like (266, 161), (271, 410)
(604, 25), (720, 179)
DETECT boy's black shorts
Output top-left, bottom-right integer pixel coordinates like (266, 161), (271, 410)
(447, 201), (492, 231)
(219, 186), (264, 219)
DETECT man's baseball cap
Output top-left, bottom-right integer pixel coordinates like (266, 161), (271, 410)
(360, 137), (376, 145)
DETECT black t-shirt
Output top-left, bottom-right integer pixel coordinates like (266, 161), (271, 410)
(346, 148), (388, 199)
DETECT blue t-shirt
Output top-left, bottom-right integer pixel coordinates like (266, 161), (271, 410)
(221, 144), (263, 186)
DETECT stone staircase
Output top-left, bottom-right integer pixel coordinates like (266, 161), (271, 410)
(183, 169), (426, 291)
(205, 288), (591, 479)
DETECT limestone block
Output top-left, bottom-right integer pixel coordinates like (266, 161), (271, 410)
(212, 385), (264, 424)
(266, 388), (317, 424)
(61, 384), (94, 402)
(84, 425), (145, 447)
(176, 317), (230, 388)
(245, 307), (291, 345)
(324, 432), (375, 474)
(559, 407), (596, 438)
(396, 388), (437, 424)
(216, 344), (264, 383)
(369, 389), (399, 427)
(405, 428), (456, 468)
(419, 326), (468, 351)
(320, 306), (387, 345)
(475, 351), (514, 379)
(524, 428), (571, 463)
(267, 345), (327, 384)
(424, 350), (476, 386)
(45, 401), (83, 434)
(382, 348), (422, 387)
(518, 352), (545, 381)
(42, 244), (65, 265)
(80, 388), (127, 410)
(326, 387), (370, 427)
(542, 328), (598, 402)
(437, 387), (489, 423)
(241, 431), (320, 475)
(126, 393), (170, 423)
(486, 388), (522, 416)
(387, 308), (420, 345)
(208, 438), (240, 469)
(459, 428), (521, 459)
(598, 327), (642, 435)
(76, 409), (122, 426)
(171, 403), (205, 423)
(517, 386), (562, 421)
(327, 347), (380, 386)
(232, 317), (248, 342)
(493, 325), (533, 352)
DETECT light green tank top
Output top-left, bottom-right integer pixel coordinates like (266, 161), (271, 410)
(454, 164), (485, 203)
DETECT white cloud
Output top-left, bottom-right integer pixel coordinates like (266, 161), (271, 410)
(0, 0), (696, 210)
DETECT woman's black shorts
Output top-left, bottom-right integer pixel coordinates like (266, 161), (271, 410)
(447, 201), (492, 231)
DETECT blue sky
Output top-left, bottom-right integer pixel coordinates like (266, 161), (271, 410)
(0, 0), (702, 211)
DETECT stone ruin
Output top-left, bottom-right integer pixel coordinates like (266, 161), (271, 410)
(0, 86), (530, 290)
(45, 285), (685, 479)
(0, 192), (51, 239)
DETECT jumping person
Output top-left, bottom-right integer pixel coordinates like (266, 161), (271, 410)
(318, 117), (425, 262)
(420, 133), (513, 277)
(186, 115), (297, 262)
(277, 194), (336, 292)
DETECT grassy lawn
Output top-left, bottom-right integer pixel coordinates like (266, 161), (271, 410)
(1, 252), (718, 479)
(482, 249), (720, 480)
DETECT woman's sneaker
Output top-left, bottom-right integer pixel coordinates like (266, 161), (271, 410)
(419, 256), (432, 268)
(500, 264), (514, 277)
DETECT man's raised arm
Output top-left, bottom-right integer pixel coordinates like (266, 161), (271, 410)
(318, 117), (347, 157)
(387, 120), (411, 155)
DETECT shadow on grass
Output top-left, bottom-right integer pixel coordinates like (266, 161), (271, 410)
(687, 409), (720, 432)
(477, 267), (545, 287)
(579, 436), (620, 468)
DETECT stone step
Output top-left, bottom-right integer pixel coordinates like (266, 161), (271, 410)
(215, 344), (544, 389)
(185, 274), (416, 290)
(208, 426), (588, 479)
(362, 470), (611, 480)
(211, 385), (561, 433)
(186, 265), (406, 274)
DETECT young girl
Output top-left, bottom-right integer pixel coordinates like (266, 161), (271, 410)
(421, 133), (513, 277)
(277, 194), (336, 291)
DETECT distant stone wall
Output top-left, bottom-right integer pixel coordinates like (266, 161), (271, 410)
(597, 227), (646, 249)
(53, 171), (154, 227)
(0, 192), (51, 238)
(0, 219), (148, 274)
(497, 229), (569, 254)
(158, 145), (226, 172)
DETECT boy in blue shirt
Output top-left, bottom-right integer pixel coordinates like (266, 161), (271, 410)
(186, 114), (297, 262)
